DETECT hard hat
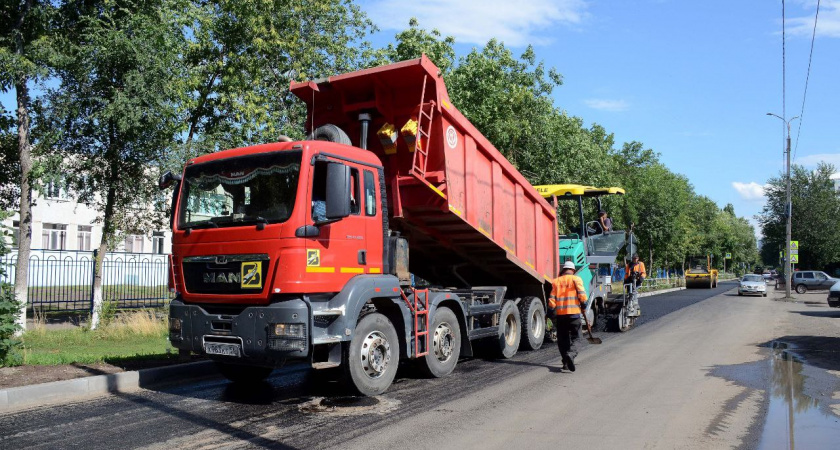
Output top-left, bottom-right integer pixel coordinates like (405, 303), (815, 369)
(562, 261), (576, 271)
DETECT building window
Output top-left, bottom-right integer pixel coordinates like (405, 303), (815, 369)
(42, 223), (67, 250)
(46, 178), (69, 200)
(78, 225), (92, 251)
(152, 231), (165, 254)
(124, 234), (144, 253)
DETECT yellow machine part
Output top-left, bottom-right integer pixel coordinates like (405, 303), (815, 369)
(685, 269), (719, 289)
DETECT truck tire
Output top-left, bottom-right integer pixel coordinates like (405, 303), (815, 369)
(518, 297), (545, 351)
(342, 312), (400, 396)
(309, 123), (352, 145)
(417, 307), (460, 378)
(215, 362), (274, 383)
(495, 301), (521, 358)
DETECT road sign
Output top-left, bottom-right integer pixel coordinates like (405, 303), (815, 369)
(790, 254), (799, 264)
(725, 253), (732, 259)
(790, 249), (798, 256)
(790, 240), (799, 250)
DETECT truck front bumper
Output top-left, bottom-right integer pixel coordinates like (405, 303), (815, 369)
(168, 298), (310, 366)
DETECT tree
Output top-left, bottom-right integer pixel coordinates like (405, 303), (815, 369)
(43, 0), (185, 328)
(0, 0), (54, 333)
(174, 0), (379, 163)
(759, 163), (840, 270)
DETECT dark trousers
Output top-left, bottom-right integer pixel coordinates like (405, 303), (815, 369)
(554, 316), (582, 361)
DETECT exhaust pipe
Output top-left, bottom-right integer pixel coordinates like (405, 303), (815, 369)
(359, 113), (371, 150)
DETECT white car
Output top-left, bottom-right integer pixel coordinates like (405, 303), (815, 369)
(739, 274), (768, 297)
(828, 281), (840, 308)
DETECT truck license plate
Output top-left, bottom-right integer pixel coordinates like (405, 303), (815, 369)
(204, 342), (241, 357)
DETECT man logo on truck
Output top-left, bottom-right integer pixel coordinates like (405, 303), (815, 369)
(241, 262), (262, 289)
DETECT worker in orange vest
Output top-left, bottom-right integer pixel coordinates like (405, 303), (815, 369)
(625, 254), (647, 287)
(548, 260), (588, 372)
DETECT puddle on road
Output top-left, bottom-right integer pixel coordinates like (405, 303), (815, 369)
(757, 342), (840, 449)
(298, 395), (400, 416)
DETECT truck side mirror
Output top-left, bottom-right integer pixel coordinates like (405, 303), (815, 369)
(325, 162), (351, 220)
(159, 171), (182, 190)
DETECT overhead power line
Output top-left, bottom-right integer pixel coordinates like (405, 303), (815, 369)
(792, 0), (821, 162)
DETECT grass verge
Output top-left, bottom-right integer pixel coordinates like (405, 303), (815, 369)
(22, 309), (172, 366)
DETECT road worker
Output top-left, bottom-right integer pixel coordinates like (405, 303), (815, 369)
(548, 260), (588, 372)
(625, 254), (646, 287)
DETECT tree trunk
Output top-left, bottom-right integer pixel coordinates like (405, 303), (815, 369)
(14, 79), (33, 336)
(89, 170), (118, 330)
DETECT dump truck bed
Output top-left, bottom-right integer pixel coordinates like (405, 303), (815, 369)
(290, 56), (557, 288)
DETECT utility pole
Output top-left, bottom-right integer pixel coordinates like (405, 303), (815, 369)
(767, 113), (799, 299)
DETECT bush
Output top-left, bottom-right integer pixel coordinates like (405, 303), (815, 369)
(0, 289), (23, 366)
(0, 215), (23, 366)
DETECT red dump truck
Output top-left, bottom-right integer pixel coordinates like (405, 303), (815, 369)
(162, 56), (559, 395)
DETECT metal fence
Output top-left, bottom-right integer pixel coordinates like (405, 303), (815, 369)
(0, 249), (171, 312)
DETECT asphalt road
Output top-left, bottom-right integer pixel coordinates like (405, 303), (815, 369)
(0, 282), (741, 449)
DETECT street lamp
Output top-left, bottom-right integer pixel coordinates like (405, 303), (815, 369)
(766, 112), (799, 299)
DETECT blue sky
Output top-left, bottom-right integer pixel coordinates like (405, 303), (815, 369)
(360, 0), (840, 237)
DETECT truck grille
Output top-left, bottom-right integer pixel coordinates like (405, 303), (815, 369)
(182, 254), (270, 294)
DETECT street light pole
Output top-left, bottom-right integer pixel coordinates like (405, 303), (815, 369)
(767, 112), (799, 299)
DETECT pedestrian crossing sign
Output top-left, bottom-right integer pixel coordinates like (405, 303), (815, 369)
(790, 240), (799, 250)
(790, 254), (799, 264)
(725, 253), (731, 259)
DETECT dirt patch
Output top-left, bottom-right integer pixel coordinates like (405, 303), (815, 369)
(0, 355), (206, 390)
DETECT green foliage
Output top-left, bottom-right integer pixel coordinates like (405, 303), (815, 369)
(759, 163), (840, 270)
(0, 213), (22, 366)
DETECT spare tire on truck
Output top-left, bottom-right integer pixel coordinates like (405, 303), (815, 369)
(309, 124), (352, 145)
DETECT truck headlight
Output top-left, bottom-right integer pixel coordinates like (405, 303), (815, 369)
(272, 323), (305, 338)
(268, 323), (307, 351)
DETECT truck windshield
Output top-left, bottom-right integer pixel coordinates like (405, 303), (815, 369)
(178, 151), (302, 229)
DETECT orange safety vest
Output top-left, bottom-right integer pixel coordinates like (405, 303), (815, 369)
(625, 261), (646, 279)
(548, 274), (588, 316)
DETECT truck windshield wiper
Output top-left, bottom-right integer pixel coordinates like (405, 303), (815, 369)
(183, 221), (219, 230)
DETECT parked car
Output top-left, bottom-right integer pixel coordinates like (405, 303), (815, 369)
(739, 274), (768, 297)
(828, 282), (840, 308)
(762, 271), (775, 284)
(792, 271), (839, 294)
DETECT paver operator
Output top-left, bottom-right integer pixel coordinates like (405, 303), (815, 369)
(548, 260), (588, 372)
(625, 254), (646, 287)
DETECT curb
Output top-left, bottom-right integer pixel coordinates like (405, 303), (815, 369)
(638, 286), (685, 298)
(0, 360), (219, 414)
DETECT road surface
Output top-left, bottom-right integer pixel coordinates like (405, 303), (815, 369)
(2, 281), (839, 449)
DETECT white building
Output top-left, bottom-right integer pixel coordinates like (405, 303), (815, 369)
(832, 172), (840, 195)
(2, 181), (172, 255)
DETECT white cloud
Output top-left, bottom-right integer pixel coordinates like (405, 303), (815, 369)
(788, 0), (840, 38)
(796, 152), (840, 168)
(732, 181), (767, 201)
(363, 0), (588, 47)
(583, 98), (629, 112)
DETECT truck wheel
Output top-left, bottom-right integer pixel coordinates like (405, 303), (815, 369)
(496, 301), (521, 358)
(215, 362), (274, 383)
(795, 284), (807, 294)
(342, 313), (400, 396)
(518, 297), (545, 351)
(418, 307), (460, 378)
